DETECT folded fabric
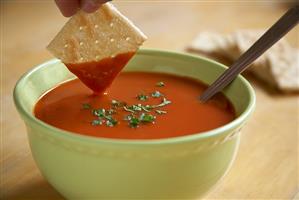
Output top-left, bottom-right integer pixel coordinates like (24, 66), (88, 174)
(187, 30), (299, 92)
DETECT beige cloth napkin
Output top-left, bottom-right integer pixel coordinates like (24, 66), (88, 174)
(187, 30), (299, 92)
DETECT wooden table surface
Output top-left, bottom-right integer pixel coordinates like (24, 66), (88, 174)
(1, 1), (298, 199)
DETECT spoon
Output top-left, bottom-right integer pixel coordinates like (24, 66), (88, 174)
(200, 5), (299, 102)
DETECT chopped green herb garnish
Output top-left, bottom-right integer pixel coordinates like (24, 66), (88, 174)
(103, 115), (112, 121)
(139, 113), (156, 123)
(82, 103), (91, 109)
(133, 105), (142, 111)
(107, 108), (116, 115)
(91, 107), (118, 127)
(129, 117), (140, 128)
(123, 106), (135, 113)
(93, 108), (106, 118)
(151, 91), (163, 98)
(136, 93), (149, 101)
(155, 110), (167, 115)
(124, 105), (142, 113)
(141, 105), (152, 112)
(156, 81), (165, 87)
(91, 119), (102, 126)
(106, 118), (118, 127)
(104, 114), (118, 126)
(85, 85), (171, 129)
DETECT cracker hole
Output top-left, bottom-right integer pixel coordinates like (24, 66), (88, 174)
(110, 38), (115, 42)
(94, 25), (99, 29)
(126, 37), (130, 41)
(95, 40), (99, 44)
(79, 42), (84, 46)
(110, 23), (114, 27)
(64, 44), (68, 48)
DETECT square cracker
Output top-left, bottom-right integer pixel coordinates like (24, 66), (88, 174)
(47, 2), (147, 64)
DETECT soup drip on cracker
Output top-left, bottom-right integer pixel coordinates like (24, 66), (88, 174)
(47, 2), (147, 94)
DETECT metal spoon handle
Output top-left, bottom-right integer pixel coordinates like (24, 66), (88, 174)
(200, 6), (299, 102)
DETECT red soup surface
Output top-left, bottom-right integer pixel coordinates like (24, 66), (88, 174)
(34, 72), (236, 139)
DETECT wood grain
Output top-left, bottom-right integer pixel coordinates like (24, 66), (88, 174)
(1, 1), (298, 199)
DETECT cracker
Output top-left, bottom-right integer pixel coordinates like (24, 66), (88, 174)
(267, 46), (299, 91)
(233, 30), (299, 91)
(186, 31), (239, 64)
(47, 2), (147, 64)
(188, 31), (234, 58)
(187, 30), (299, 92)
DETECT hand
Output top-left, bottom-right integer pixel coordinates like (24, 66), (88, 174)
(55, 0), (110, 17)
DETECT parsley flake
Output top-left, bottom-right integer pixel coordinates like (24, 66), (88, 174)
(91, 119), (102, 126)
(129, 117), (140, 128)
(106, 118), (118, 127)
(93, 108), (106, 118)
(137, 93), (149, 101)
(156, 81), (165, 87)
(151, 91), (163, 98)
(139, 113), (156, 123)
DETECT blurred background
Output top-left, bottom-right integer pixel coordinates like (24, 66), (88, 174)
(1, 0), (298, 199)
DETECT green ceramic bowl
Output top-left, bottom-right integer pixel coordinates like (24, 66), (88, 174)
(14, 49), (255, 199)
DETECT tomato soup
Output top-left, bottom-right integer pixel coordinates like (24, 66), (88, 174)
(34, 72), (235, 139)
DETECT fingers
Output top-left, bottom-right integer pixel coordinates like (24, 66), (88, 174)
(55, 0), (80, 17)
(55, 0), (110, 17)
(80, 0), (110, 13)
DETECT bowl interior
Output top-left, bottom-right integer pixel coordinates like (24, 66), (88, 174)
(14, 49), (255, 139)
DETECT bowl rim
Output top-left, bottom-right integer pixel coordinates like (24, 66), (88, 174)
(13, 48), (255, 146)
